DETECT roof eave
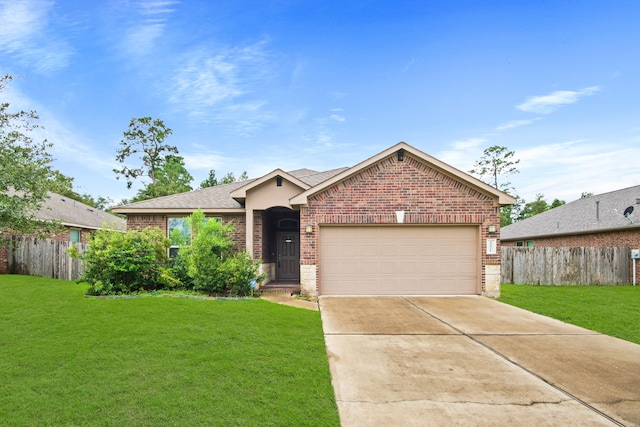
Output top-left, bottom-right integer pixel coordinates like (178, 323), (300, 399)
(291, 142), (516, 206)
(502, 223), (640, 241)
(230, 169), (310, 199)
(111, 207), (246, 214)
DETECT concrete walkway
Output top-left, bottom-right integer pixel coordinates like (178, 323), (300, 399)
(319, 296), (640, 427)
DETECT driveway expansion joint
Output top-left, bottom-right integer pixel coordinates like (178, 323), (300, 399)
(400, 297), (626, 427)
(321, 296), (638, 427)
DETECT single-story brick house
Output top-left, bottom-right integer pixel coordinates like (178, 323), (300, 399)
(113, 142), (515, 296)
(0, 192), (126, 274)
(501, 185), (640, 281)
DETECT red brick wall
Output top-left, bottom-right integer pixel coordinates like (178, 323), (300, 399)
(125, 213), (246, 252)
(225, 214), (246, 252)
(126, 214), (168, 233)
(300, 153), (501, 293)
(502, 229), (640, 248)
(0, 246), (7, 274)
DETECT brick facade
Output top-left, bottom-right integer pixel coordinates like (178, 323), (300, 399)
(126, 213), (246, 252)
(299, 154), (502, 294)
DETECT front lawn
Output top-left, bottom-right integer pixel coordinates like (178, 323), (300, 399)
(0, 275), (340, 426)
(499, 284), (640, 345)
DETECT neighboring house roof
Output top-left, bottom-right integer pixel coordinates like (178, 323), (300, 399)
(36, 192), (126, 231)
(502, 185), (640, 241)
(112, 167), (349, 214)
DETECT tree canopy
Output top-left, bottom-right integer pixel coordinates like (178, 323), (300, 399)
(518, 194), (565, 221)
(470, 145), (520, 191)
(0, 75), (61, 237)
(469, 145), (520, 226)
(114, 117), (197, 202)
(200, 169), (248, 188)
(132, 155), (193, 202)
(114, 117), (178, 190)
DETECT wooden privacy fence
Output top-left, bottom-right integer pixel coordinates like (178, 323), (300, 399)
(501, 246), (630, 285)
(7, 236), (87, 281)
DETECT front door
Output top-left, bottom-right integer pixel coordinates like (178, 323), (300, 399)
(276, 232), (300, 281)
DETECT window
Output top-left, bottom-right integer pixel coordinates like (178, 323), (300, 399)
(168, 218), (191, 245)
(515, 241), (534, 247)
(70, 229), (80, 243)
(167, 216), (221, 257)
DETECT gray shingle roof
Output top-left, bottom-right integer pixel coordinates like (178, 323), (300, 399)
(118, 179), (253, 210)
(501, 185), (640, 240)
(288, 167), (349, 186)
(36, 192), (126, 230)
(115, 168), (348, 210)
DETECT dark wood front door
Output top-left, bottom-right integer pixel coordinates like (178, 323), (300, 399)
(277, 232), (300, 281)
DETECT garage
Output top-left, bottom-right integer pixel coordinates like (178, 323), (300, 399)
(319, 225), (479, 295)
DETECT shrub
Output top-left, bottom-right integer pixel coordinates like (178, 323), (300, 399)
(70, 227), (175, 295)
(216, 251), (263, 296)
(175, 210), (264, 295)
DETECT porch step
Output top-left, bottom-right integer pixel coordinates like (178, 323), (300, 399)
(260, 282), (301, 294)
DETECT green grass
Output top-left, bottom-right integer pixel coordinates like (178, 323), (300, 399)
(499, 284), (640, 345)
(0, 275), (339, 426)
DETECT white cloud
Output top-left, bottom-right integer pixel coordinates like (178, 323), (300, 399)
(122, 0), (179, 56)
(168, 41), (272, 115)
(181, 153), (228, 170)
(0, 0), (73, 72)
(451, 137), (486, 150)
(509, 139), (640, 203)
(137, 1), (179, 16)
(495, 118), (541, 131)
(170, 55), (244, 107)
(517, 86), (601, 114)
(165, 40), (284, 137)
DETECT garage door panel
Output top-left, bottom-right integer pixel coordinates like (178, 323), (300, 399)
(320, 226), (478, 295)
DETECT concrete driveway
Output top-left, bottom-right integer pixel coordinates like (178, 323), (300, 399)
(319, 296), (640, 427)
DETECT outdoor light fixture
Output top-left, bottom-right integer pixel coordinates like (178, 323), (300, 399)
(276, 176), (283, 187)
(397, 149), (405, 161)
(488, 224), (497, 233)
(305, 225), (313, 234)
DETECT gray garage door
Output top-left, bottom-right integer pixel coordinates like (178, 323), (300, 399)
(319, 225), (479, 295)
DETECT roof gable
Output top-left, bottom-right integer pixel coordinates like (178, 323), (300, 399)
(230, 169), (310, 200)
(290, 142), (516, 206)
(502, 185), (640, 240)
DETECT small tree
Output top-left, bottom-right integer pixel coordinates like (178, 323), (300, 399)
(114, 117), (178, 190)
(470, 145), (520, 227)
(175, 209), (263, 295)
(470, 145), (520, 190)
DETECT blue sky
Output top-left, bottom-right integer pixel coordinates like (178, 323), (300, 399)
(1, 0), (639, 206)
